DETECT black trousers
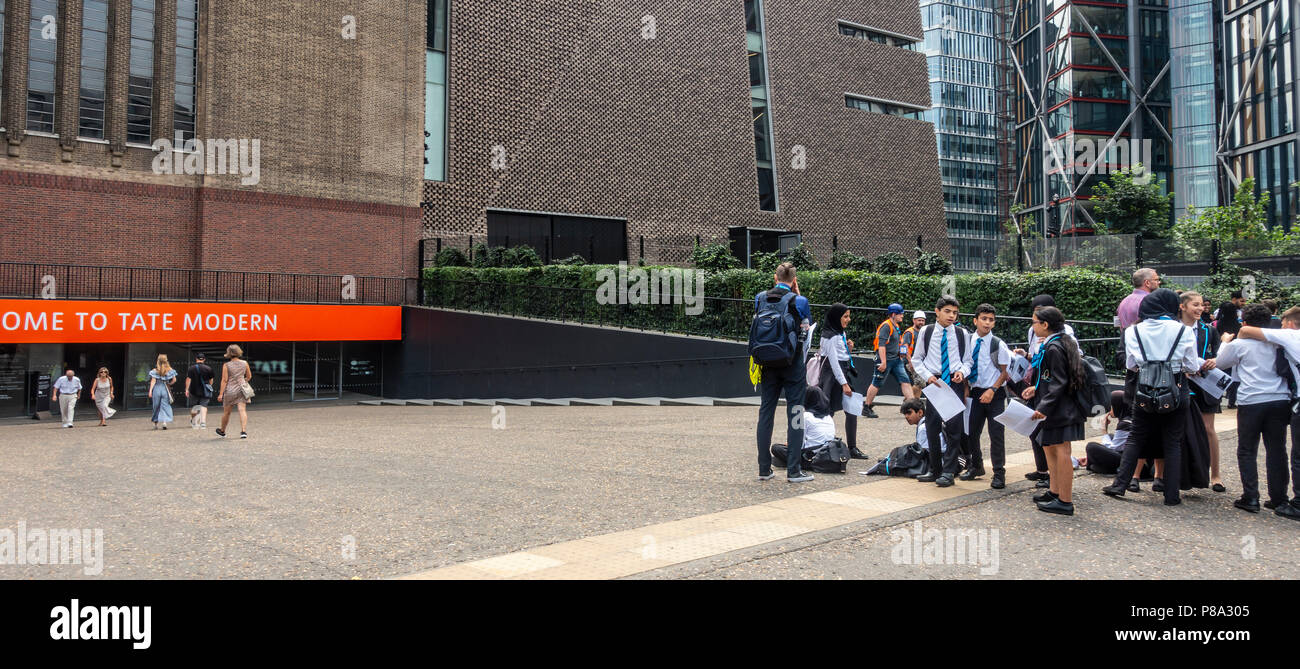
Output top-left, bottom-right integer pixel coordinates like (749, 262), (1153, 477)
(925, 380), (967, 476)
(1113, 402), (1189, 504)
(965, 386), (1006, 474)
(1291, 412), (1300, 501)
(1086, 443), (1122, 475)
(1237, 400), (1291, 506)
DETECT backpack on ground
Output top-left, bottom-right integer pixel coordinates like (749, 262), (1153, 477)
(1132, 325), (1186, 414)
(749, 291), (798, 368)
(864, 442), (929, 477)
(808, 438), (850, 473)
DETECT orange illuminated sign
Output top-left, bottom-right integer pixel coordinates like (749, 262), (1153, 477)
(0, 299), (402, 344)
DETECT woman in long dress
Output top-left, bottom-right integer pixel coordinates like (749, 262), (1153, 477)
(91, 367), (115, 426)
(148, 354), (177, 429)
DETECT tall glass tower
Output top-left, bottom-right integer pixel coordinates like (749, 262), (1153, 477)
(921, 0), (1007, 270)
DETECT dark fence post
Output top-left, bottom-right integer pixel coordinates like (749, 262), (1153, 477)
(639, 235), (644, 263)
(916, 235), (923, 257)
(1016, 234), (1024, 273)
(469, 235), (474, 261)
(1210, 239), (1221, 275)
(1135, 235), (1144, 267)
(832, 235), (838, 252)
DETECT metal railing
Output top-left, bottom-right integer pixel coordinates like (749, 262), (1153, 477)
(0, 262), (418, 305)
(422, 278), (1126, 373)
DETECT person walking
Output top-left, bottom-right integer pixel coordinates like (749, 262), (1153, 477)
(51, 368), (82, 428)
(1024, 305), (1087, 515)
(148, 354), (178, 429)
(91, 367), (115, 427)
(863, 303), (914, 416)
(912, 295), (970, 487)
(217, 344), (253, 439)
(816, 303), (869, 460)
(185, 353), (215, 429)
(1102, 289), (1203, 506)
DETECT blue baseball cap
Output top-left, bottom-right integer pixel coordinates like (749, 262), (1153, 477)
(888, 303), (904, 314)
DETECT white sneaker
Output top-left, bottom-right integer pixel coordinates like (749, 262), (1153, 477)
(199, 423), (206, 429)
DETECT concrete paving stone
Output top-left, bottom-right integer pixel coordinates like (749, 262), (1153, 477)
(459, 399), (496, 406)
(405, 400), (436, 406)
(357, 400), (383, 406)
(428, 399), (465, 406)
(491, 399), (532, 406)
(611, 398), (663, 406)
(712, 397), (762, 406)
(568, 398), (614, 406)
(379, 400), (408, 406)
(526, 399), (573, 406)
(658, 397), (716, 406)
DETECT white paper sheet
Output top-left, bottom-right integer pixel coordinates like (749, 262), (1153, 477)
(963, 397), (973, 435)
(1008, 354), (1031, 381)
(842, 391), (864, 416)
(995, 399), (1043, 438)
(922, 382), (964, 421)
(802, 323), (818, 363)
(1190, 367), (1232, 400)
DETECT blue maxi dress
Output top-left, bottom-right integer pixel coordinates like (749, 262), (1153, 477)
(149, 369), (177, 424)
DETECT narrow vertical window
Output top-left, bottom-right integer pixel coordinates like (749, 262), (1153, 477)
(746, 0), (777, 211)
(424, 0), (448, 181)
(27, 0), (58, 133)
(127, 0), (156, 144)
(174, 0), (198, 142)
(79, 0), (110, 139)
(0, 0), (6, 119)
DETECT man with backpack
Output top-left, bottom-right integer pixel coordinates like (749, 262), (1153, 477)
(911, 295), (971, 487)
(1102, 289), (1204, 506)
(751, 262), (814, 482)
(961, 304), (1012, 488)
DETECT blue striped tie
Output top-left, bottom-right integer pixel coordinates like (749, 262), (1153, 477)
(940, 328), (951, 383)
(969, 337), (982, 385)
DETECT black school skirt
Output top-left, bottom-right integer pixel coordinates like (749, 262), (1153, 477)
(1033, 421), (1085, 445)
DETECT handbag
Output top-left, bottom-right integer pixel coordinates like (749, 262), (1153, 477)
(239, 380), (256, 399)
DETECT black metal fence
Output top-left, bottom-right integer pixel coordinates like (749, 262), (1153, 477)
(0, 262), (418, 305)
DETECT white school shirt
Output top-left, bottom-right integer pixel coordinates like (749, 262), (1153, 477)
(1124, 318), (1202, 373)
(964, 331), (1012, 389)
(1214, 339), (1290, 405)
(819, 334), (852, 386)
(804, 412), (836, 448)
(915, 421), (948, 453)
(1260, 328), (1300, 381)
(914, 323), (970, 381)
(1026, 323), (1079, 356)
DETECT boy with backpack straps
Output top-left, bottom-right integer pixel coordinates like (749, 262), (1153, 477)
(750, 262), (814, 483)
(1102, 289), (1204, 506)
(961, 304), (1012, 487)
(911, 295), (971, 487)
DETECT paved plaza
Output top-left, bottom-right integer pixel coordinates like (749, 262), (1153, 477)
(1, 401), (1296, 579)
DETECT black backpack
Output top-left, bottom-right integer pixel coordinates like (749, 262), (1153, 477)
(748, 291), (798, 368)
(808, 439), (850, 473)
(865, 442), (929, 477)
(1132, 325), (1186, 414)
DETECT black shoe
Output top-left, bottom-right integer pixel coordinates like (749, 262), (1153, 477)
(935, 474), (955, 487)
(1025, 471), (1049, 481)
(1212, 483), (1226, 493)
(757, 470), (776, 481)
(1164, 498), (1181, 506)
(1037, 498), (1075, 515)
(1275, 502), (1300, 521)
(787, 471), (814, 483)
(959, 465), (985, 481)
(1152, 479), (1165, 493)
(1033, 490), (1058, 503)
(215, 428), (226, 437)
(1102, 484), (1127, 498)
(240, 432), (248, 440)
(863, 405), (879, 418)
(849, 447), (870, 460)
(1264, 500), (1281, 510)
(1233, 498), (1260, 513)
(1128, 480), (1140, 493)
(916, 473), (938, 483)
(1035, 478), (1051, 488)
(990, 474), (1005, 489)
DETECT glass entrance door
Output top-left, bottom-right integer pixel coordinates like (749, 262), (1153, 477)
(293, 342), (341, 401)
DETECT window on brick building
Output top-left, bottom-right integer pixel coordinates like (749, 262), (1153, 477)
(425, 0), (448, 181)
(837, 22), (919, 51)
(845, 94), (927, 120)
(79, 0), (110, 139)
(0, 0), (6, 125)
(127, 0), (157, 145)
(746, 0), (778, 211)
(27, 0), (58, 134)
(175, 0), (199, 143)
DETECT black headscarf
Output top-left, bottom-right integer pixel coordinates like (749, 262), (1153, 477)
(822, 303), (849, 337)
(1030, 294), (1056, 310)
(1139, 288), (1180, 321)
(804, 386), (831, 419)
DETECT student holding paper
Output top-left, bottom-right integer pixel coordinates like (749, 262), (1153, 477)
(1012, 294), (1080, 488)
(1182, 291), (1225, 492)
(1231, 306), (1300, 520)
(962, 303), (1012, 488)
(817, 303), (870, 460)
(1022, 305), (1086, 516)
(912, 295), (971, 487)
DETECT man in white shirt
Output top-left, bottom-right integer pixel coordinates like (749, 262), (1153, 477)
(962, 304), (1012, 488)
(1231, 305), (1300, 520)
(1102, 289), (1204, 506)
(912, 295), (970, 486)
(51, 369), (83, 428)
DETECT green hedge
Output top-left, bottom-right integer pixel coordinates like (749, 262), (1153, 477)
(422, 265), (1132, 347)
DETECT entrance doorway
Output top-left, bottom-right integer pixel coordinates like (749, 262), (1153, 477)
(294, 342), (341, 401)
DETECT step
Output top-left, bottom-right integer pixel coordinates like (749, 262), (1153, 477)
(379, 399), (408, 406)
(492, 399), (533, 406)
(406, 399), (437, 406)
(658, 397), (715, 406)
(568, 398), (614, 406)
(611, 398), (663, 406)
(429, 399), (465, 406)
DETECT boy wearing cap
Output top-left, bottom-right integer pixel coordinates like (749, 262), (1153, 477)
(864, 303), (914, 417)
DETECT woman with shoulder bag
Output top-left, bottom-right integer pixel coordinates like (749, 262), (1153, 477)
(217, 344), (253, 439)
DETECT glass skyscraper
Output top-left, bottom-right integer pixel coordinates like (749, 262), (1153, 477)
(1170, 0), (1219, 217)
(921, 0), (1007, 270)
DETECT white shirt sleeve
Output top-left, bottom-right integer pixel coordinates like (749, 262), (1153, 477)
(1261, 329), (1300, 365)
(915, 326), (937, 379)
(955, 329), (972, 377)
(822, 336), (847, 385)
(1214, 339), (1242, 370)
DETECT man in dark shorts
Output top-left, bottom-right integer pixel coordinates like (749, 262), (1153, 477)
(185, 353), (215, 429)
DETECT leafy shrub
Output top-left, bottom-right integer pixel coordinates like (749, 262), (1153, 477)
(503, 246), (542, 267)
(914, 251), (953, 276)
(1195, 263), (1290, 310)
(470, 243), (492, 268)
(783, 243), (821, 271)
(872, 252), (913, 275)
(828, 250), (872, 271)
(433, 247), (468, 267)
(553, 254), (587, 266)
(689, 242), (741, 272)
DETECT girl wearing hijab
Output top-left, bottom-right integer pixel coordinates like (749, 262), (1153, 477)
(1102, 288), (1204, 506)
(1012, 294), (1078, 486)
(1023, 305), (1087, 515)
(816, 303), (869, 460)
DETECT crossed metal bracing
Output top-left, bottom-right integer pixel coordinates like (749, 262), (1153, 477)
(1214, 0), (1292, 191)
(1005, 0), (1174, 233)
